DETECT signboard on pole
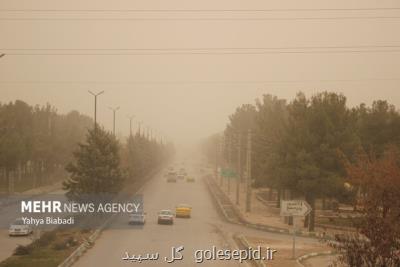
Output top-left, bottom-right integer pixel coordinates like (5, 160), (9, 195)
(280, 200), (312, 217)
(221, 168), (237, 178)
(280, 200), (312, 260)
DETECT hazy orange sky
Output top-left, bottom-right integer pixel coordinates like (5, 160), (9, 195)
(1, 0), (400, 146)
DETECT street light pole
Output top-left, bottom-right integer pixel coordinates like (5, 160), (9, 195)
(88, 90), (104, 129)
(109, 106), (120, 136)
(127, 115), (135, 137)
(236, 132), (242, 205)
(227, 134), (231, 195)
(137, 121), (143, 137)
(246, 129), (252, 212)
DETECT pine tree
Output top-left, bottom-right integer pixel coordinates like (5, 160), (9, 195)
(63, 127), (124, 200)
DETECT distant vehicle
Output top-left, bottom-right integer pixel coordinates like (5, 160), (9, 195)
(167, 176), (177, 183)
(129, 212), (146, 225)
(177, 174), (185, 180)
(158, 210), (174, 225)
(175, 204), (192, 218)
(9, 218), (32, 236)
(167, 171), (177, 182)
(179, 168), (187, 176)
(186, 176), (195, 183)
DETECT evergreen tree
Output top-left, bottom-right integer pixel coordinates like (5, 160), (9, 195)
(63, 127), (124, 200)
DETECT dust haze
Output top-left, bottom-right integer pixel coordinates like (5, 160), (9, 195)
(1, 0), (400, 147)
(0, 88), (399, 149)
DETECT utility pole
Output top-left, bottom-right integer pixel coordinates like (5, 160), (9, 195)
(220, 135), (224, 187)
(215, 135), (219, 181)
(246, 129), (252, 213)
(88, 90), (104, 130)
(137, 121), (143, 137)
(128, 115), (135, 137)
(236, 132), (241, 205)
(109, 106), (120, 136)
(227, 134), (232, 195)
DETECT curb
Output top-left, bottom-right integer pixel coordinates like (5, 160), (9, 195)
(57, 214), (115, 267)
(203, 176), (242, 225)
(234, 234), (266, 267)
(296, 251), (336, 267)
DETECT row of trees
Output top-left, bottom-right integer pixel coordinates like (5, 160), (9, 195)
(203, 92), (400, 231)
(0, 100), (93, 192)
(0, 99), (174, 197)
(122, 132), (174, 181)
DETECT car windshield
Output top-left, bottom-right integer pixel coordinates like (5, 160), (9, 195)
(160, 210), (172, 215)
(13, 219), (24, 225)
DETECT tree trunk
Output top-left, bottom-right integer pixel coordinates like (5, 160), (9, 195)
(5, 168), (9, 194)
(288, 190), (293, 226)
(304, 214), (309, 228)
(306, 195), (316, 232)
(276, 189), (281, 208)
(268, 187), (273, 201)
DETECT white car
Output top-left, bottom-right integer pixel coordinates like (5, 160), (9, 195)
(9, 218), (32, 236)
(158, 210), (174, 225)
(129, 212), (146, 225)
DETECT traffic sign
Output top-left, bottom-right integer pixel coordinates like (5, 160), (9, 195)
(221, 168), (237, 178)
(280, 200), (312, 260)
(280, 200), (312, 217)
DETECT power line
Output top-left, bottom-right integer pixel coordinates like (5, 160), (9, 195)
(2, 7), (400, 12)
(1, 78), (399, 85)
(2, 16), (400, 21)
(2, 45), (400, 51)
(3, 49), (400, 55)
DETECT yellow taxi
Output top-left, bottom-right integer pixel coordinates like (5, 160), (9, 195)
(175, 204), (192, 218)
(186, 176), (195, 183)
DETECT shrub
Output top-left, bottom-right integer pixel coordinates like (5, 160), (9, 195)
(34, 231), (56, 247)
(13, 245), (32, 255)
(52, 241), (68, 251)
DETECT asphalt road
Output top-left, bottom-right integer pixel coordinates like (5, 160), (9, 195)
(74, 163), (242, 267)
(73, 161), (331, 267)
